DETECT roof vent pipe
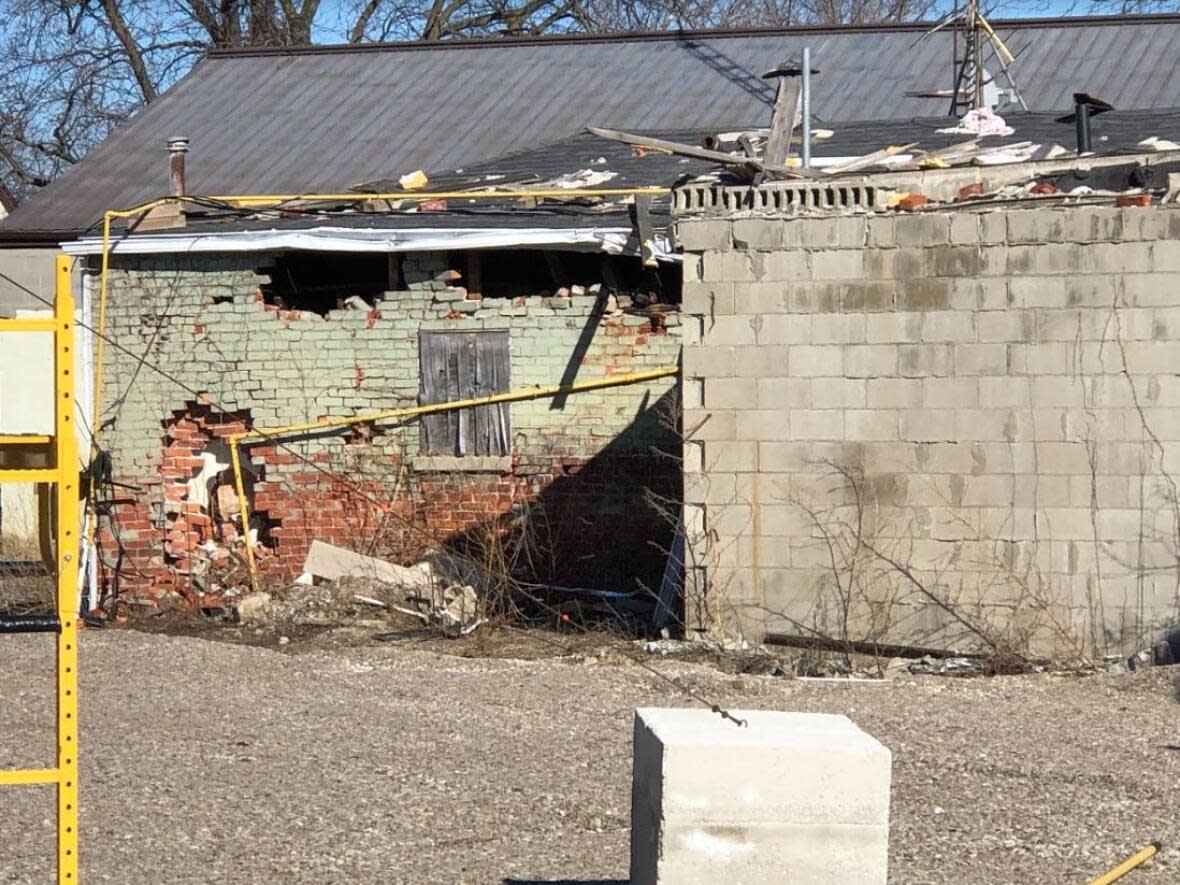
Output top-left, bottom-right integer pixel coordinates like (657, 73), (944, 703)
(1072, 93), (1113, 158)
(1075, 100), (1093, 157)
(167, 137), (189, 197)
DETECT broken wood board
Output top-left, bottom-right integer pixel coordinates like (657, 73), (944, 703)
(302, 540), (433, 590)
(821, 143), (920, 176)
(586, 127), (822, 180)
(763, 77), (802, 168)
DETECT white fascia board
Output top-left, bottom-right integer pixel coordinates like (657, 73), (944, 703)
(61, 225), (680, 261)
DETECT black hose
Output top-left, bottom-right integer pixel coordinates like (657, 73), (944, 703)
(0, 613), (60, 634)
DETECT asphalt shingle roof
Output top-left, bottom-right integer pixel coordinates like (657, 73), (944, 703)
(5, 14), (1180, 238)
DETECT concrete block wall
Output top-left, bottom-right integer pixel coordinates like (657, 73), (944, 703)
(95, 252), (680, 604)
(678, 206), (1180, 656)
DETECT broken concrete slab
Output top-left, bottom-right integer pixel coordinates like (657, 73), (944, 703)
(630, 708), (891, 885)
(302, 541), (433, 591)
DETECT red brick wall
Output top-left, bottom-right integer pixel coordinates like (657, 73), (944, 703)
(98, 403), (680, 607)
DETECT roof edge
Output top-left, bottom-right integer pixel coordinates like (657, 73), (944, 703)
(204, 13), (1180, 58)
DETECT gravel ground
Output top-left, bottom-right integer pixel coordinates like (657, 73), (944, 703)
(0, 628), (1177, 884)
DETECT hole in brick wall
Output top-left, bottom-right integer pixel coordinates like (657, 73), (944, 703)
(155, 403), (276, 574)
(262, 252), (392, 315)
(468, 250), (681, 303)
(342, 421), (386, 446)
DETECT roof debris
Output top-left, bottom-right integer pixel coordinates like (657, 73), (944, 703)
(937, 107), (1016, 137)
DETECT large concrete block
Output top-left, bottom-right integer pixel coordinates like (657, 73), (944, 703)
(630, 708), (891, 885)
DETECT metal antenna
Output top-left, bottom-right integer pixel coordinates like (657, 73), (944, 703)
(950, 0), (984, 115)
(945, 0), (1028, 115)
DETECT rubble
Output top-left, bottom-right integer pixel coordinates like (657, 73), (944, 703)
(236, 592), (272, 623)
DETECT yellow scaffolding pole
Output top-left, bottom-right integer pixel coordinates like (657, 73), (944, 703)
(228, 365), (679, 592)
(0, 255), (81, 883)
(1088, 842), (1162, 885)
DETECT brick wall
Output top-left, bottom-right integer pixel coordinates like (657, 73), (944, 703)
(679, 205), (1180, 656)
(94, 252), (680, 605)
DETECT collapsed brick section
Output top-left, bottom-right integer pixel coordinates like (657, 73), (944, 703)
(93, 251), (681, 607)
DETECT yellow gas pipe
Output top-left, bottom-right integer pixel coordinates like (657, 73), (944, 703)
(228, 365), (679, 592)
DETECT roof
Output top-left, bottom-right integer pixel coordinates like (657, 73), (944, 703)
(6, 13), (1180, 239)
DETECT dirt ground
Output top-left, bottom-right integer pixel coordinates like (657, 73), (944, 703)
(0, 625), (1177, 885)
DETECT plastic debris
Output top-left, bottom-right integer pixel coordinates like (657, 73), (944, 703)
(937, 107), (1015, 137)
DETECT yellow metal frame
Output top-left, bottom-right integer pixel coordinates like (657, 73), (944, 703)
(0, 255), (81, 883)
(229, 365), (679, 592)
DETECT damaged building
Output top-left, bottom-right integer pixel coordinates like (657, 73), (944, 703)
(3, 14), (1180, 652)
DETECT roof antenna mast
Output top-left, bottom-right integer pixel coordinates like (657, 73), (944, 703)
(949, 0), (1029, 115)
(910, 1), (1029, 115)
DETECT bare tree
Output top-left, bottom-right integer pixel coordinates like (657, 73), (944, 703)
(0, 0), (942, 205)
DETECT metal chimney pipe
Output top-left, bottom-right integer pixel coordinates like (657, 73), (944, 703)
(801, 47), (812, 168)
(167, 137), (189, 197)
(1075, 101), (1092, 156)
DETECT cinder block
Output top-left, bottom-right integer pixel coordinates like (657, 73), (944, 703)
(702, 441), (758, 473)
(921, 310), (976, 342)
(703, 251), (758, 283)
(866, 312), (923, 344)
(954, 343), (1007, 375)
(978, 310), (1035, 343)
(895, 213), (951, 247)
(788, 345), (844, 377)
(739, 346), (795, 377)
(705, 377), (758, 410)
(811, 312), (866, 344)
(866, 217), (895, 248)
(810, 250), (864, 280)
(949, 212), (979, 245)
(812, 378), (866, 409)
(762, 251), (810, 280)
(790, 409), (843, 440)
(757, 377), (812, 409)
(683, 282), (736, 316)
(734, 281), (790, 314)
(924, 377), (979, 409)
(736, 409), (790, 442)
(707, 315), (759, 346)
(677, 219), (734, 252)
(978, 376), (1030, 409)
(1122, 273), (1180, 307)
(756, 314), (811, 345)
(899, 343), (954, 378)
(900, 410), (956, 443)
(732, 218), (785, 251)
(844, 345), (898, 378)
(683, 346), (736, 378)
(845, 409), (899, 441)
(630, 708), (891, 885)
(867, 378), (922, 408)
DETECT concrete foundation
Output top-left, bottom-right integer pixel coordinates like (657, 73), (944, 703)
(630, 707), (891, 885)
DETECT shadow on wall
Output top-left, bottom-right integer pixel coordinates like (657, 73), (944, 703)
(441, 384), (682, 600)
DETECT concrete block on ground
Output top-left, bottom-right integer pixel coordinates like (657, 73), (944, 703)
(630, 707), (891, 885)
